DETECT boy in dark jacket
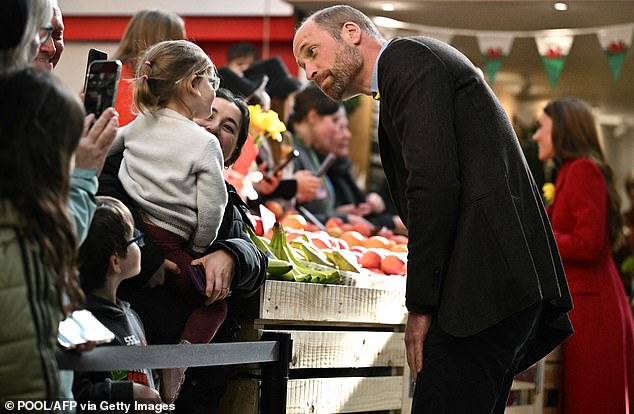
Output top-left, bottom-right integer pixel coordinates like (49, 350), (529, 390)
(73, 196), (161, 408)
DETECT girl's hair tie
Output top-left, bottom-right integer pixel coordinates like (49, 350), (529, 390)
(144, 60), (152, 67)
(142, 74), (149, 80)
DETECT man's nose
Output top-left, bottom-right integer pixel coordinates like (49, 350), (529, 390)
(40, 37), (56, 56)
(304, 64), (316, 80)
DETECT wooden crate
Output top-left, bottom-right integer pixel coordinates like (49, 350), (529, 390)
(223, 280), (544, 414)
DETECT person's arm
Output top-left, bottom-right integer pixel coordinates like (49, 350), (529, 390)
(192, 139), (228, 254)
(380, 39), (461, 313)
(552, 159), (608, 261)
(69, 169), (98, 245)
(69, 108), (119, 244)
(72, 371), (134, 403)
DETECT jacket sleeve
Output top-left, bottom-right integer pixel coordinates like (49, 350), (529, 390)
(380, 39), (461, 313)
(209, 187), (267, 298)
(69, 168), (98, 245)
(192, 139), (228, 254)
(72, 371), (134, 405)
(553, 159), (608, 261)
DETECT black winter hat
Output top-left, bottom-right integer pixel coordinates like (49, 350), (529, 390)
(243, 56), (301, 99)
(218, 66), (267, 99)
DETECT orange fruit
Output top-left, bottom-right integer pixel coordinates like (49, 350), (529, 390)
(390, 244), (408, 253)
(359, 249), (383, 269)
(280, 213), (307, 230)
(340, 230), (366, 247)
(381, 254), (406, 276)
(364, 235), (393, 250)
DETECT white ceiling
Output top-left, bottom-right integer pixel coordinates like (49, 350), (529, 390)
(286, 0), (634, 117)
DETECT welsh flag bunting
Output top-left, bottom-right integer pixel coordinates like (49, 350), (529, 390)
(477, 34), (515, 84)
(535, 33), (574, 89)
(597, 25), (633, 80)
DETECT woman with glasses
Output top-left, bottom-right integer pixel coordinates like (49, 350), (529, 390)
(0, 0), (51, 72)
(107, 39), (227, 402)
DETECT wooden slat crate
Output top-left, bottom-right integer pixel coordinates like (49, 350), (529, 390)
(222, 280), (544, 414)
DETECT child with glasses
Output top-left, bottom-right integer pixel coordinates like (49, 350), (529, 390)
(74, 196), (162, 406)
(108, 39), (228, 402)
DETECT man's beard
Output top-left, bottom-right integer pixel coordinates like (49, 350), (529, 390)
(320, 43), (363, 102)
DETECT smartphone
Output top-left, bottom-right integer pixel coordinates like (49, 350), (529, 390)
(82, 48), (108, 91)
(314, 152), (337, 177)
(185, 264), (207, 295)
(57, 309), (115, 349)
(267, 149), (300, 179)
(83, 59), (122, 119)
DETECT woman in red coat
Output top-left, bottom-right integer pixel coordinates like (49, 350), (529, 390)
(533, 96), (634, 413)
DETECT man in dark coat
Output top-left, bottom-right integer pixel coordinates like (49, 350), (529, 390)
(293, 5), (573, 413)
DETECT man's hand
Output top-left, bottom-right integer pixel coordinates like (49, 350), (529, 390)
(191, 250), (235, 304)
(75, 108), (118, 175)
(404, 312), (433, 379)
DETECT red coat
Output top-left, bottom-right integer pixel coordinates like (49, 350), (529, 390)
(548, 158), (634, 414)
(114, 63), (136, 127)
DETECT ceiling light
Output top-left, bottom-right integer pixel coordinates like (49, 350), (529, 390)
(373, 16), (405, 29)
(382, 3), (395, 12)
(554, 2), (568, 11)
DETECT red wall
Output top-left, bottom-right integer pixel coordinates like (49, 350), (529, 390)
(64, 15), (299, 76)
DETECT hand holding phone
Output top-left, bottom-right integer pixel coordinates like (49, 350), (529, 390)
(266, 149), (299, 180)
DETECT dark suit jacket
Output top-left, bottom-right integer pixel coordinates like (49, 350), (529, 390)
(377, 37), (572, 368)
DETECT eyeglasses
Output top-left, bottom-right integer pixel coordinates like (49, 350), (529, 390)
(123, 229), (145, 249)
(38, 25), (53, 46)
(197, 72), (221, 91)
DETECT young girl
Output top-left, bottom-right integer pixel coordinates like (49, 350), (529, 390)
(110, 40), (229, 345)
(74, 196), (161, 406)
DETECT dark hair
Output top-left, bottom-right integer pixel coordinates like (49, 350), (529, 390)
(0, 68), (84, 311)
(287, 83), (340, 132)
(305, 5), (384, 41)
(215, 88), (250, 166)
(544, 96), (624, 250)
(78, 196), (135, 292)
(227, 42), (259, 62)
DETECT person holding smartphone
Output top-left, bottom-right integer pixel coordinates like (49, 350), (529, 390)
(33, 0), (119, 245)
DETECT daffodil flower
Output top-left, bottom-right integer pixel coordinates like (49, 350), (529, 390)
(542, 182), (555, 206)
(248, 105), (286, 144)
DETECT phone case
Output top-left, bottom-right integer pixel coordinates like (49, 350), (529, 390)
(185, 264), (207, 295)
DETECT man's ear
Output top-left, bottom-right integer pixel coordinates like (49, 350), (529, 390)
(341, 22), (362, 45)
(109, 253), (121, 274)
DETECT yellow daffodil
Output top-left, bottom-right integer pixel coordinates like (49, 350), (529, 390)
(542, 182), (555, 206)
(248, 105), (286, 144)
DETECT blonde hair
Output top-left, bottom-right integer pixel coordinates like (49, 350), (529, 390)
(113, 9), (185, 68)
(0, 0), (52, 72)
(133, 39), (214, 117)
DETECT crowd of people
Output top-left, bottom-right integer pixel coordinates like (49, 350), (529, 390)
(1, 1), (634, 414)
